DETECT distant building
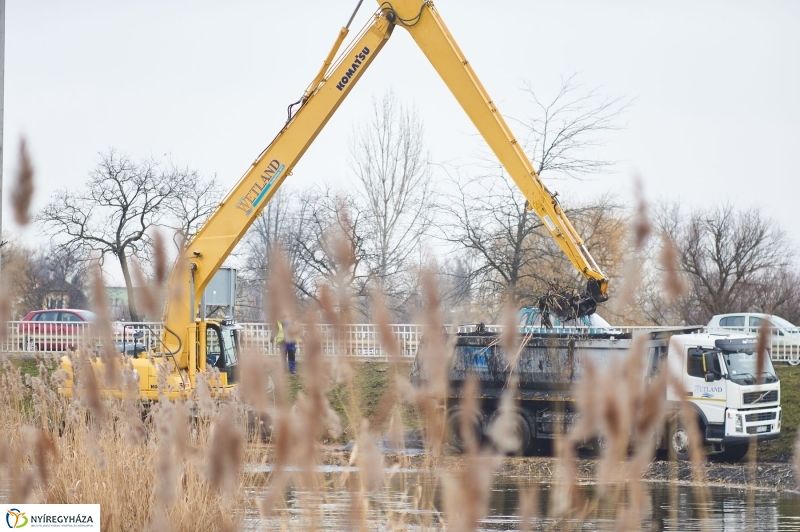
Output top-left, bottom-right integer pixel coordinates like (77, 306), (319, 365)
(42, 290), (72, 310)
(106, 287), (131, 321)
(104, 286), (161, 321)
(38, 283), (88, 312)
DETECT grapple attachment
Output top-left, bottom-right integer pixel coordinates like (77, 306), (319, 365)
(537, 279), (608, 323)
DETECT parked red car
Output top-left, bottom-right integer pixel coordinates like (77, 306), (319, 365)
(18, 309), (98, 351)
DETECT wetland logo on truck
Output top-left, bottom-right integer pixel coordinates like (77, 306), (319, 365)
(336, 47), (370, 91)
(694, 385), (723, 398)
(235, 159), (286, 216)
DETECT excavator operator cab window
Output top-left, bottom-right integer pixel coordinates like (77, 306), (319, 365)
(206, 323), (240, 373)
(206, 326), (224, 369)
(220, 326), (239, 368)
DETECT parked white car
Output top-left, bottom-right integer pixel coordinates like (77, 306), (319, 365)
(707, 313), (800, 365)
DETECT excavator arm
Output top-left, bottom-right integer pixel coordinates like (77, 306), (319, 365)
(163, 7), (395, 369)
(383, 0), (608, 316)
(164, 0), (608, 371)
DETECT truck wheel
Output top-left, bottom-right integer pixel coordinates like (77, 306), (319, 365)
(719, 442), (749, 461)
(671, 426), (694, 461)
(513, 410), (533, 455)
(446, 407), (484, 451)
(488, 409), (533, 455)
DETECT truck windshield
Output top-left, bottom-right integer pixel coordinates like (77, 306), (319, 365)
(722, 350), (778, 385)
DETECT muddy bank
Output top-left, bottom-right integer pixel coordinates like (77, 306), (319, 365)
(313, 430), (799, 493)
(489, 456), (799, 493)
(312, 451), (800, 493)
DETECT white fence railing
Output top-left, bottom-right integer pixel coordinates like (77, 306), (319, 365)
(2, 321), (798, 364)
(238, 323), (424, 358)
(3, 321), (164, 355)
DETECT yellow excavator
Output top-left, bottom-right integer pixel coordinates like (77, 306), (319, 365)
(60, 0), (609, 400)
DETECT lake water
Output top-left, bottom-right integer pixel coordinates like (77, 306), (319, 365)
(244, 465), (800, 531)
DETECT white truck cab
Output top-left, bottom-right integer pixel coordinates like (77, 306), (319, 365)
(666, 333), (781, 460)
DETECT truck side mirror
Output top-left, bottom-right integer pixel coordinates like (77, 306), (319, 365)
(704, 372), (716, 382)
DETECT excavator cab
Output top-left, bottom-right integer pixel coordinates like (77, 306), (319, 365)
(204, 320), (241, 384)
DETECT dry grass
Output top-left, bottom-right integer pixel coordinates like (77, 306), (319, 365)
(0, 352), (263, 531)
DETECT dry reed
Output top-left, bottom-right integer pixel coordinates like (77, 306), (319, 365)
(12, 137), (35, 226)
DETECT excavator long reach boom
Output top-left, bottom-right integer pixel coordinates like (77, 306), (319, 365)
(164, 0), (609, 371)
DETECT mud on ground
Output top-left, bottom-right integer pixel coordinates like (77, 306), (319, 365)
(491, 456), (799, 493)
(312, 451), (800, 493)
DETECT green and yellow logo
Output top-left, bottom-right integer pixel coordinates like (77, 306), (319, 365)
(5, 509), (27, 528)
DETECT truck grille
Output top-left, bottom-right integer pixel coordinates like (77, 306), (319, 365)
(745, 412), (777, 422)
(742, 390), (778, 404)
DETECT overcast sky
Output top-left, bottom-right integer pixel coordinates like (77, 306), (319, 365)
(4, 0), (800, 283)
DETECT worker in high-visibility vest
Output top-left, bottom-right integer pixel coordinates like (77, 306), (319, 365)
(275, 317), (296, 374)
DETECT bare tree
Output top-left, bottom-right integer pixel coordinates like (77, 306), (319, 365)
(2, 241), (88, 317)
(351, 91), (434, 310)
(648, 203), (796, 325)
(436, 76), (629, 314)
(518, 74), (630, 180)
(395, 256), (477, 323)
(238, 185), (377, 319)
(753, 269), (800, 324)
(37, 149), (211, 321)
(521, 193), (628, 299)
(290, 186), (372, 317)
(438, 169), (626, 313)
(169, 170), (223, 251)
(239, 188), (306, 320)
(436, 167), (546, 305)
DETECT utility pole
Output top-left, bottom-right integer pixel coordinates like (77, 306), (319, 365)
(0, 0), (5, 283)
